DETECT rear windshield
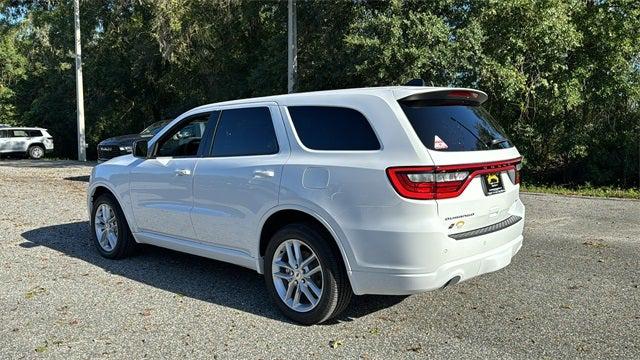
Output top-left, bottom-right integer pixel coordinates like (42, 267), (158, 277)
(399, 102), (512, 151)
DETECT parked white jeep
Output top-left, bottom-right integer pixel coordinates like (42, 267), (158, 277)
(0, 127), (54, 159)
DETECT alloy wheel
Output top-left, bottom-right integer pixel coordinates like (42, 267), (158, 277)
(94, 203), (118, 252)
(271, 239), (324, 312)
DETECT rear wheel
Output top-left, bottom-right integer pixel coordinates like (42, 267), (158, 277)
(264, 223), (352, 325)
(28, 145), (44, 159)
(91, 194), (136, 259)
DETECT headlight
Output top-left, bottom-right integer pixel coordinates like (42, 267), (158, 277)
(119, 146), (133, 153)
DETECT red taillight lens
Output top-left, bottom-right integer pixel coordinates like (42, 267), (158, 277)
(514, 162), (522, 184)
(447, 90), (479, 100)
(507, 162), (523, 184)
(386, 167), (469, 199)
(387, 158), (522, 200)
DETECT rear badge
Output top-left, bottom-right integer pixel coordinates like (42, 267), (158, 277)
(434, 135), (448, 150)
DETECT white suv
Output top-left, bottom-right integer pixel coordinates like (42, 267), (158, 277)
(87, 86), (524, 324)
(0, 127), (54, 159)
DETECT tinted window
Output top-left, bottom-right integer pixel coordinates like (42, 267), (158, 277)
(156, 114), (211, 157)
(288, 106), (380, 150)
(210, 107), (278, 157)
(0, 130), (8, 138)
(27, 130), (43, 137)
(399, 102), (512, 151)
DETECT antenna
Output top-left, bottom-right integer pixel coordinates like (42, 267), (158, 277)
(405, 79), (425, 86)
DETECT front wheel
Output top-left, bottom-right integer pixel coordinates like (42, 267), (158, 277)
(91, 194), (136, 259)
(264, 223), (352, 325)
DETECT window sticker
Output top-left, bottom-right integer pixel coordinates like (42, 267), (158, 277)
(434, 135), (448, 150)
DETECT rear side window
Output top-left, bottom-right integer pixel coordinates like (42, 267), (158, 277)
(11, 130), (29, 137)
(27, 130), (43, 137)
(288, 106), (380, 151)
(399, 102), (512, 151)
(210, 107), (279, 157)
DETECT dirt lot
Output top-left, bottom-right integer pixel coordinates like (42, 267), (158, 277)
(1, 160), (639, 359)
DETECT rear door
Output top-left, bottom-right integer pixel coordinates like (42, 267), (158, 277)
(398, 91), (522, 235)
(191, 104), (288, 255)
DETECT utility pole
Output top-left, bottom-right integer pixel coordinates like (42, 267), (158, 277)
(74, 0), (86, 161)
(287, 0), (297, 93)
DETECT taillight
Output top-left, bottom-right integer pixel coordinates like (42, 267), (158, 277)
(508, 162), (522, 184)
(387, 158), (522, 200)
(447, 90), (480, 100)
(387, 167), (469, 199)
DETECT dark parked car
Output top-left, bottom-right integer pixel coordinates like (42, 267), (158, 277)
(97, 120), (170, 162)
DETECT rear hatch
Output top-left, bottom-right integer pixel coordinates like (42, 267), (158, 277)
(390, 89), (522, 238)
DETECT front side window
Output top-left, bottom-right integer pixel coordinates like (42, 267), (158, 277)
(156, 114), (211, 157)
(210, 107), (278, 157)
(287, 106), (381, 151)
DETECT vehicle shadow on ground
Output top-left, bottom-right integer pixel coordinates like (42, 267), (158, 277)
(20, 221), (406, 325)
(64, 175), (90, 182)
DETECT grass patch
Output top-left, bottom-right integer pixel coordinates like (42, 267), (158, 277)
(582, 240), (608, 249)
(24, 286), (46, 300)
(521, 184), (640, 199)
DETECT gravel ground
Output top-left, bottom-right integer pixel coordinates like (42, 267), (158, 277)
(0, 159), (639, 359)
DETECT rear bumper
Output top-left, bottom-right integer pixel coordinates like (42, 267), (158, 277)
(349, 234), (522, 295)
(344, 198), (525, 295)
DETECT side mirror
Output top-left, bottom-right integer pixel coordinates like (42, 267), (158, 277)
(133, 140), (149, 158)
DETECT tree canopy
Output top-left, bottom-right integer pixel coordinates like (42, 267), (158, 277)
(1, 0), (638, 187)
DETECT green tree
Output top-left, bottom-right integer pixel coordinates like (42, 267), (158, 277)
(0, 0), (637, 187)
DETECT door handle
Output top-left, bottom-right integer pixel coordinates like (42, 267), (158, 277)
(253, 169), (275, 178)
(175, 169), (192, 176)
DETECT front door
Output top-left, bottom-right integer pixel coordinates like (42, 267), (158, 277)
(0, 130), (8, 152)
(6, 129), (29, 152)
(129, 112), (216, 240)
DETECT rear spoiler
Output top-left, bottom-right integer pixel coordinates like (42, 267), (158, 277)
(399, 89), (488, 105)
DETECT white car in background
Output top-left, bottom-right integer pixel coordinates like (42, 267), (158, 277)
(88, 85), (525, 324)
(0, 127), (54, 159)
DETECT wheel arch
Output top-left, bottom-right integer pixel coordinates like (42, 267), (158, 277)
(88, 182), (137, 235)
(257, 205), (353, 278)
(28, 142), (45, 149)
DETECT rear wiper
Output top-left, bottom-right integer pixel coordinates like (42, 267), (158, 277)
(449, 117), (490, 149)
(489, 138), (509, 148)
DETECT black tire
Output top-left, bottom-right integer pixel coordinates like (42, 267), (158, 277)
(264, 223), (352, 325)
(90, 194), (137, 259)
(28, 145), (45, 159)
